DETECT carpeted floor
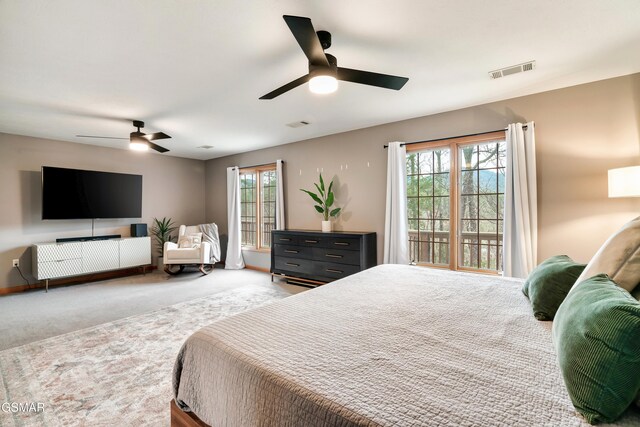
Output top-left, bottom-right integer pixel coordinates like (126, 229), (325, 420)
(0, 283), (299, 426)
(0, 268), (304, 350)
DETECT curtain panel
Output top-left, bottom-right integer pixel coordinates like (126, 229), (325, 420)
(384, 142), (409, 264)
(275, 159), (285, 230)
(225, 166), (245, 270)
(503, 122), (537, 278)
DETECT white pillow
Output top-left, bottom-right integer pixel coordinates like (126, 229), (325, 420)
(178, 233), (202, 248)
(573, 216), (640, 293)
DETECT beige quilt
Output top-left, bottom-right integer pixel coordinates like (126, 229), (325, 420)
(173, 264), (640, 426)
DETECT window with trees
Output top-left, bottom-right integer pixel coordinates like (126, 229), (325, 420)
(406, 132), (506, 273)
(240, 164), (277, 249)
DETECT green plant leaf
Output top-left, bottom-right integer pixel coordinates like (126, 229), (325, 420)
(314, 205), (324, 214)
(330, 207), (341, 217)
(300, 189), (323, 205)
(319, 173), (325, 192)
(326, 191), (334, 207)
(327, 180), (333, 196)
(314, 183), (324, 199)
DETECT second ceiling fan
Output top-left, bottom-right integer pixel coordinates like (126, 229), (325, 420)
(260, 15), (409, 100)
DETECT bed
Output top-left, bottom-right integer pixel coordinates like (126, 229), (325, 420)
(172, 264), (640, 426)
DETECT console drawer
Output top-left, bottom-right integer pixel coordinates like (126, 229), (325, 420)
(35, 242), (82, 262)
(36, 259), (82, 280)
(312, 247), (360, 266)
(313, 261), (361, 280)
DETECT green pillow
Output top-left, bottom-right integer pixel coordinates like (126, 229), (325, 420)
(522, 255), (586, 320)
(552, 274), (640, 424)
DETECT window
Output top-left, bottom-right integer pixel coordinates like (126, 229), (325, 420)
(240, 164), (277, 249)
(406, 132), (506, 273)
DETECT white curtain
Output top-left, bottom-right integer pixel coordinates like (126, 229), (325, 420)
(225, 167), (245, 270)
(275, 159), (285, 230)
(384, 142), (410, 264)
(503, 122), (537, 278)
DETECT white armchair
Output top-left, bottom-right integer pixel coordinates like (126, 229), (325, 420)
(163, 224), (217, 275)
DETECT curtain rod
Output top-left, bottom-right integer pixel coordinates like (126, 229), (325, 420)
(232, 160), (283, 170)
(382, 125), (529, 149)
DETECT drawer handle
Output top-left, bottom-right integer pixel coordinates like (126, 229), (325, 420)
(279, 238), (292, 242)
(334, 242), (350, 246)
(326, 268), (343, 274)
(304, 240), (318, 243)
(286, 262), (300, 267)
(325, 254), (343, 258)
(284, 250), (299, 254)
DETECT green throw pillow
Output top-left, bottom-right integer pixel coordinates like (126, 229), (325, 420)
(552, 274), (640, 424)
(522, 255), (586, 320)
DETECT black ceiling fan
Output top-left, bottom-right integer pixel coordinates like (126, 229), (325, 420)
(76, 120), (171, 153)
(260, 15), (409, 100)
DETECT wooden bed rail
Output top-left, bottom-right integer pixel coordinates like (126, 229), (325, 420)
(170, 399), (210, 427)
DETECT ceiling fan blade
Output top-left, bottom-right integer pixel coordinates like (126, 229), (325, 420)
(259, 74), (310, 100)
(147, 141), (169, 153)
(76, 135), (128, 140)
(337, 67), (409, 90)
(144, 132), (171, 141)
(283, 15), (329, 67)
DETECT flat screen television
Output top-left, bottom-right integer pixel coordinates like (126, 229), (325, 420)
(41, 166), (143, 220)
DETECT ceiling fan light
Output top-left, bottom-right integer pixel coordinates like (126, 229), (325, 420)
(130, 140), (149, 151)
(309, 75), (338, 94)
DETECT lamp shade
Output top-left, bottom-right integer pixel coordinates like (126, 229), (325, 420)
(608, 166), (640, 198)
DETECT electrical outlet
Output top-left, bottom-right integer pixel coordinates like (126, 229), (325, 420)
(12, 259), (19, 268)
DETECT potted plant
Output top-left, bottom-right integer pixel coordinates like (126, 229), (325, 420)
(300, 173), (341, 232)
(151, 217), (177, 268)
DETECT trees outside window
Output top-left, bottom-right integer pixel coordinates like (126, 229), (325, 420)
(406, 132), (506, 273)
(240, 164), (277, 249)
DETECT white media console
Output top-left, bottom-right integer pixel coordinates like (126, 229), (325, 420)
(32, 236), (151, 291)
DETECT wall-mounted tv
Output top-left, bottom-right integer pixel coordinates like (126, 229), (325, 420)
(42, 166), (143, 220)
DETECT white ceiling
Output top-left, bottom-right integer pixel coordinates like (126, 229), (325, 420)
(1, 0), (639, 160)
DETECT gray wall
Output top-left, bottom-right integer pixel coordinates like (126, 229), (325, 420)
(205, 73), (640, 268)
(0, 133), (206, 290)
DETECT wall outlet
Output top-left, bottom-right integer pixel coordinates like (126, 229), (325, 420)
(12, 259), (19, 268)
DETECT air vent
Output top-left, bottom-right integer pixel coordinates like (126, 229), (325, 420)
(286, 121), (310, 128)
(197, 145), (214, 149)
(489, 60), (536, 79)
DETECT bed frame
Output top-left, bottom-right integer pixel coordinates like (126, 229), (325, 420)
(170, 400), (210, 427)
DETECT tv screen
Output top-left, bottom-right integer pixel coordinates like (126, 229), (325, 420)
(42, 166), (143, 219)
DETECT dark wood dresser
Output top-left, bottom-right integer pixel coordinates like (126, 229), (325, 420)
(271, 230), (377, 285)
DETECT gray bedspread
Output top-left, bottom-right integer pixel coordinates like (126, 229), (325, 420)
(173, 264), (640, 426)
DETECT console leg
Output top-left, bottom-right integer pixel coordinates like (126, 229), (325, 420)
(45, 279), (49, 293)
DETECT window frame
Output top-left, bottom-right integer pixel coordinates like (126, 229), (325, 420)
(406, 131), (506, 275)
(239, 163), (277, 252)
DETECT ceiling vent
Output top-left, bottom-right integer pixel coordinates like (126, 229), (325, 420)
(197, 145), (214, 149)
(489, 61), (536, 79)
(286, 121), (310, 128)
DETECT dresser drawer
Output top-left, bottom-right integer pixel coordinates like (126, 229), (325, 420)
(323, 237), (361, 250)
(274, 258), (313, 275)
(274, 244), (313, 259)
(273, 234), (299, 245)
(314, 261), (361, 280)
(312, 247), (360, 266)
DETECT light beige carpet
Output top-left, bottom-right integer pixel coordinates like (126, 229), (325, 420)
(0, 284), (293, 426)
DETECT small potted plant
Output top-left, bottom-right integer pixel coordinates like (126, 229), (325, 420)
(151, 217), (176, 268)
(300, 173), (341, 232)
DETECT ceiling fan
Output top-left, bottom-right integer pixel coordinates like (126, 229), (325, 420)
(76, 120), (171, 153)
(260, 15), (409, 100)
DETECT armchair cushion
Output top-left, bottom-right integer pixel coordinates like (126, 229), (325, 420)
(178, 233), (202, 248)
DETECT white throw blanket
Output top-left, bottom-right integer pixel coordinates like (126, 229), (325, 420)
(198, 223), (221, 263)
